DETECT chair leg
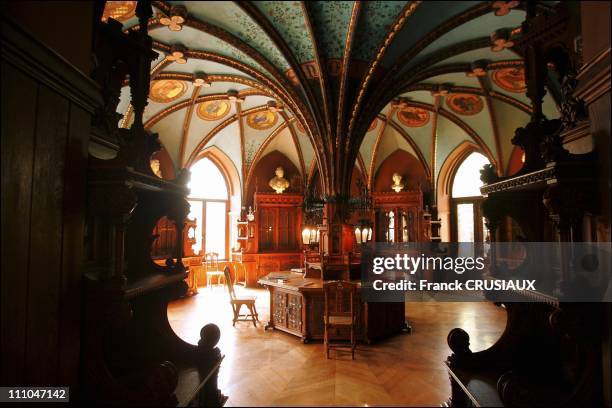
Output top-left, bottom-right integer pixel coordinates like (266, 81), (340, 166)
(252, 303), (259, 322)
(248, 304), (257, 328)
(233, 304), (241, 327)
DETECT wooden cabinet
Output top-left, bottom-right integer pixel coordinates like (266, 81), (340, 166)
(254, 193), (302, 252)
(271, 289), (303, 336)
(373, 191), (427, 243)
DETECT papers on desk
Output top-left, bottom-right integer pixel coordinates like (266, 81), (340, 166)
(266, 272), (291, 281)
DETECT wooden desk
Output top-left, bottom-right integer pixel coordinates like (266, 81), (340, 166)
(258, 272), (407, 343)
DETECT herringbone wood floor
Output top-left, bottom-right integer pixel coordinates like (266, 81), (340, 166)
(168, 286), (506, 407)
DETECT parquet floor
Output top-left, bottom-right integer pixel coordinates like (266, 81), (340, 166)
(168, 285), (506, 407)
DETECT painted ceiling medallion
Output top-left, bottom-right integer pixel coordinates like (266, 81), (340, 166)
(446, 94), (484, 116)
(246, 111), (278, 130)
(197, 100), (231, 121)
(101, 1), (136, 22)
(368, 119), (378, 132)
(397, 107), (430, 127)
(149, 80), (187, 103)
(492, 67), (527, 93)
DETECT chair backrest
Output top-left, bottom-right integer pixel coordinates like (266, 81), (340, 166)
(205, 252), (219, 271)
(232, 261), (245, 281)
(323, 280), (358, 322)
(223, 266), (236, 301)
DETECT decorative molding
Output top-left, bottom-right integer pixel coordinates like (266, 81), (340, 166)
(384, 116), (431, 178)
(178, 85), (201, 166)
(244, 121), (291, 189)
(368, 107), (395, 189)
(282, 113), (306, 179)
(575, 47), (611, 105)
(478, 76), (503, 176)
(347, 1), (421, 138)
(185, 105), (272, 167)
(144, 89), (264, 128)
(337, 1), (361, 141)
(0, 15), (102, 113)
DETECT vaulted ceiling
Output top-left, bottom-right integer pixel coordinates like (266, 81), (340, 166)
(108, 0), (560, 196)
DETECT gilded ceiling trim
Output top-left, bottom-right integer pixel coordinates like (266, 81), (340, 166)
(385, 3), (492, 85)
(178, 85), (202, 167)
(382, 115), (431, 179)
(302, 0), (333, 163)
(403, 83), (532, 115)
(347, 1), (421, 143)
(186, 104), (272, 168)
(151, 40), (315, 143)
(282, 113), (306, 181)
(152, 0), (287, 87)
(306, 157), (319, 193)
(430, 96), (440, 185)
(356, 152), (368, 183)
(244, 121), (291, 190)
(236, 102), (246, 183)
(337, 1), (361, 141)
(477, 76), (503, 176)
(144, 90), (264, 128)
(368, 107), (396, 190)
(402, 101), (497, 169)
(236, 1), (324, 133)
(357, 37), (507, 136)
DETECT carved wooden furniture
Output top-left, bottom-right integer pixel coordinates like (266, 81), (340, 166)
(373, 190), (428, 243)
(259, 272), (406, 344)
(236, 193), (304, 287)
(231, 261), (247, 286)
(223, 266), (258, 327)
(205, 252), (225, 289)
(323, 281), (359, 359)
(80, 4), (225, 405)
(444, 3), (605, 407)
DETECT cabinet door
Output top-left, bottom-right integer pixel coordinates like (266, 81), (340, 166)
(259, 208), (275, 251)
(272, 291), (287, 328)
(286, 293), (303, 333)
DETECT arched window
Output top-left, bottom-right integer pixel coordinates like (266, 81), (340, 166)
(187, 158), (229, 259)
(451, 152), (489, 242)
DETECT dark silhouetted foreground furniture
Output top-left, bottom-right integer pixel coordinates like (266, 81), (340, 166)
(224, 266), (258, 327)
(323, 280), (359, 359)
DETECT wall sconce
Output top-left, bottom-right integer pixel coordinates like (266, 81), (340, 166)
(354, 222), (373, 245)
(302, 225), (320, 246)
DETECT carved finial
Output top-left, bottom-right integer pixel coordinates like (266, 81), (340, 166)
(480, 163), (498, 184)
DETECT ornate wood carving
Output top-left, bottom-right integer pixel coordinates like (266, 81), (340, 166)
(83, 3), (225, 405)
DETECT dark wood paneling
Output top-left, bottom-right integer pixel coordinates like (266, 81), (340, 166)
(58, 103), (89, 388)
(0, 62), (38, 384)
(26, 85), (69, 384)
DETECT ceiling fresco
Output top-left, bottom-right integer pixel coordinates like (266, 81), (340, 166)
(108, 0), (560, 198)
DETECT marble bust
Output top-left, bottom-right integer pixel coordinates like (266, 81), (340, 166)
(391, 172), (405, 192)
(269, 166), (290, 194)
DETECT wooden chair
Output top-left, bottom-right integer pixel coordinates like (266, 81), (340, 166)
(231, 261), (247, 287)
(204, 252), (224, 289)
(323, 280), (359, 359)
(223, 266), (258, 327)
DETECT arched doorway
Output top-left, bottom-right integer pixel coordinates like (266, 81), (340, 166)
(450, 152), (490, 243)
(188, 157), (230, 259)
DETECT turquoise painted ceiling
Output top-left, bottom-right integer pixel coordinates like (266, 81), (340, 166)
(110, 0), (561, 193)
